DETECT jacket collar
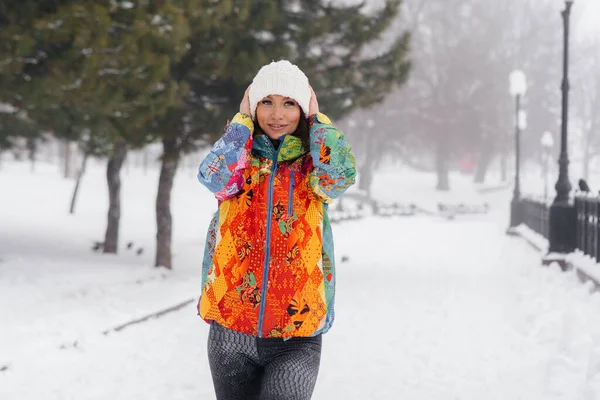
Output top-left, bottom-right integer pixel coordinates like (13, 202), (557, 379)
(252, 134), (307, 162)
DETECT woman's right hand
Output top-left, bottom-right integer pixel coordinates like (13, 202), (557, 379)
(308, 85), (319, 116)
(240, 85), (251, 116)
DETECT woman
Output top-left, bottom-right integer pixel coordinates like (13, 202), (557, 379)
(197, 60), (356, 400)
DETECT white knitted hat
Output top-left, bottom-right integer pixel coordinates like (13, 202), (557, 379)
(249, 60), (310, 120)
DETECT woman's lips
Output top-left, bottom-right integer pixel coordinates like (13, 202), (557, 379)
(268, 124), (287, 132)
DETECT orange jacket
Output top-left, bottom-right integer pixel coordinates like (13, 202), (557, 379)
(197, 113), (355, 338)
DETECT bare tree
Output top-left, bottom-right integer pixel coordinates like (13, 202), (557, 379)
(358, 0), (567, 189)
(572, 38), (600, 182)
(103, 140), (127, 253)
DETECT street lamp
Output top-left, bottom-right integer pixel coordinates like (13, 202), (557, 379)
(541, 131), (554, 199)
(508, 69), (527, 230)
(547, 0), (576, 256)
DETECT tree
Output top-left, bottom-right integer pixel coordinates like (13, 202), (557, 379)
(0, 0), (81, 153)
(363, 0), (566, 190)
(9, 1), (190, 253)
(90, 1), (190, 253)
(148, 0), (411, 269)
(0, 107), (38, 152)
(572, 38), (600, 182)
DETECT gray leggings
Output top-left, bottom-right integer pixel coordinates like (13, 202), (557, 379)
(207, 322), (322, 400)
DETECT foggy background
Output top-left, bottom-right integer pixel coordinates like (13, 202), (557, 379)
(337, 0), (600, 195)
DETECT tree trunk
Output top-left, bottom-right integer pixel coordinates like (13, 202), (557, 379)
(358, 161), (374, 196)
(64, 140), (71, 179)
(435, 141), (450, 191)
(357, 138), (376, 197)
(69, 152), (90, 215)
(500, 151), (507, 182)
(473, 150), (493, 184)
(143, 150), (148, 176)
(155, 138), (180, 269)
(29, 151), (36, 173)
(103, 141), (128, 253)
(27, 137), (36, 173)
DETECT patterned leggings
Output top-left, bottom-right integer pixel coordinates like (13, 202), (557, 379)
(207, 322), (322, 400)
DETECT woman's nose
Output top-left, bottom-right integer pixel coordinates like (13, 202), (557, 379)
(271, 106), (284, 119)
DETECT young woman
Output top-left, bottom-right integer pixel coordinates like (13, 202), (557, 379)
(197, 60), (356, 400)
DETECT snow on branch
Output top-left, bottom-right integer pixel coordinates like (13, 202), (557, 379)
(61, 79), (82, 91)
(98, 68), (130, 76)
(120, 1), (135, 9)
(0, 103), (17, 114)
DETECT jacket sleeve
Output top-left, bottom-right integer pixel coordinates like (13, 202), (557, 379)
(308, 113), (356, 203)
(197, 113), (254, 201)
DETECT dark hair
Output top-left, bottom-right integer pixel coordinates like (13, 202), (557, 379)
(253, 109), (310, 150)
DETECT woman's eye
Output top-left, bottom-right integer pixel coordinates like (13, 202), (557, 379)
(261, 100), (272, 106)
(285, 101), (296, 107)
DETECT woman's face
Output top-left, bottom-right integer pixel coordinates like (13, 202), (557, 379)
(255, 95), (301, 140)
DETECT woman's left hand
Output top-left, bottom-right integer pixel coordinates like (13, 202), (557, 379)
(308, 85), (319, 116)
(240, 85), (252, 116)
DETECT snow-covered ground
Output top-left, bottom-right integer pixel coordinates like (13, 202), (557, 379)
(2, 159), (600, 399)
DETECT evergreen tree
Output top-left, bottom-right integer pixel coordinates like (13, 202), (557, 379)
(0, 0), (80, 151)
(149, 0), (411, 268)
(1, 1), (190, 253)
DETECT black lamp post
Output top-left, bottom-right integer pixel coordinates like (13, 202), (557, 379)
(547, 0), (576, 255)
(508, 70), (527, 231)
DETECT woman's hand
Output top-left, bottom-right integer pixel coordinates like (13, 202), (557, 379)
(308, 85), (319, 116)
(240, 85), (251, 116)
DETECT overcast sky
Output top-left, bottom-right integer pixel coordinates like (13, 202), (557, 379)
(549, 0), (599, 39)
(579, 0), (600, 37)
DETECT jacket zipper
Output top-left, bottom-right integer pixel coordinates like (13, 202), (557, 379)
(288, 170), (295, 216)
(257, 138), (282, 338)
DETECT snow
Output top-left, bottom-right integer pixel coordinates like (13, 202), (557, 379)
(61, 78), (82, 91)
(357, 164), (501, 214)
(568, 251), (600, 288)
(516, 222), (600, 289)
(2, 158), (600, 399)
(120, 1), (135, 10)
(253, 31), (276, 43)
(0, 103), (17, 113)
(513, 223), (549, 253)
(98, 69), (128, 76)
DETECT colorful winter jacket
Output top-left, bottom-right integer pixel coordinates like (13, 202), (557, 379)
(197, 112), (356, 338)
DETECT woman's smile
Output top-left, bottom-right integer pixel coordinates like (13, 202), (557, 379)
(268, 124), (288, 131)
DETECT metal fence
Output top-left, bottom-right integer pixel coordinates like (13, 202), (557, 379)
(575, 194), (600, 262)
(519, 193), (600, 262)
(520, 197), (550, 239)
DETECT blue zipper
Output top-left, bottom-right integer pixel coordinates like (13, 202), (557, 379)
(288, 170), (295, 216)
(257, 137), (282, 337)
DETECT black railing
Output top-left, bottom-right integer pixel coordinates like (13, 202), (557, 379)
(575, 194), (600, 262)
(520, 197), (550, 239)
(519, 193), (600, 262)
